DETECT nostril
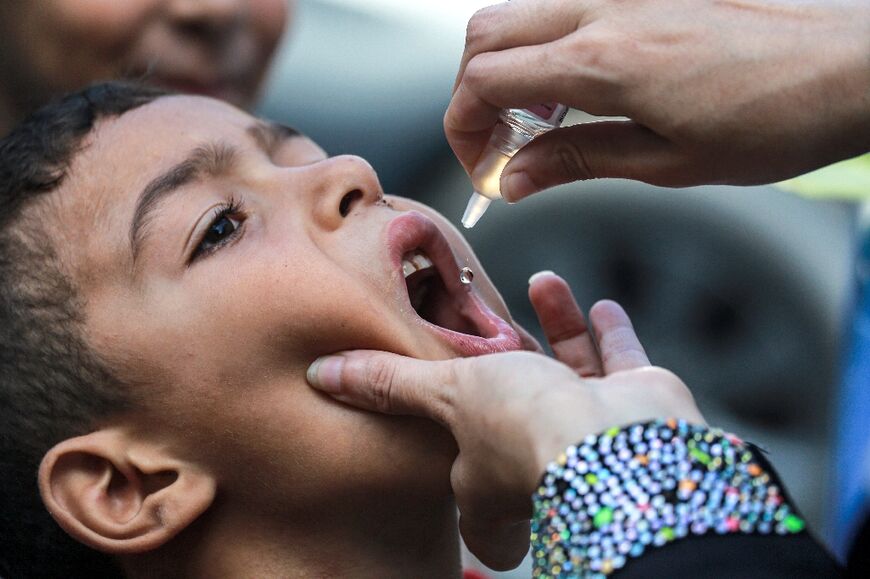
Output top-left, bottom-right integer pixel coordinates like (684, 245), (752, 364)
(339, 189), (364, 217)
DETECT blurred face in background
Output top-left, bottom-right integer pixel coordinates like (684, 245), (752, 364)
(0, 0), (289, 126)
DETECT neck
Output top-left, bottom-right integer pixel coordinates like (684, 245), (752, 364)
(125, 491), (462, 578)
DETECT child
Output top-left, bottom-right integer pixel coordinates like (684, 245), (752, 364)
(1, 81), (838, 579)
(0, 81), (540, 578)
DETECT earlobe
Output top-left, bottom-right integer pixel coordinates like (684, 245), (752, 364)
(38, 429), (216, 555)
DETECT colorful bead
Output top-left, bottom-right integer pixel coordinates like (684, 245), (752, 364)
(531, 419), (804, 578)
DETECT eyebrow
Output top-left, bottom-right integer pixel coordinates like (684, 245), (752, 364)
(129, 121), (299, 262)
(248, 121), (300, 156)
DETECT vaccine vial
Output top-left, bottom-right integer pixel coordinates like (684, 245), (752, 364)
(461, 103), (568, 228)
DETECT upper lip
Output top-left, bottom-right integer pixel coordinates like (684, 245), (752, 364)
(385, 211), (522, 356)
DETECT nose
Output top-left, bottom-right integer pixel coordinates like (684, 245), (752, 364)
(305, 155), (384, 231)
(166, 0), (244, 42)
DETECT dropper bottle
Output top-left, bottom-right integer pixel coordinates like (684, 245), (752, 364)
(461, 103), (568, 228)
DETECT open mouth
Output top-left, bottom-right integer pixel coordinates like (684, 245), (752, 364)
(402, 249), (483, 337)
(386, 211), (522, 356)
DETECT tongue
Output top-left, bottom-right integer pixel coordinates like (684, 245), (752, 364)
(418, 277), (482, 337)
(406, 268), (435, 310)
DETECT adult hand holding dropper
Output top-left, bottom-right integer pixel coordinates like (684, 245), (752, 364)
(447, 0), (870, 208)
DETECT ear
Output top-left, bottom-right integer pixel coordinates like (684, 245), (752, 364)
(38, 428), (216, 554)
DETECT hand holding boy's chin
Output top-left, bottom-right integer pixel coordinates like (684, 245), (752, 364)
(307, 272), (706, 569)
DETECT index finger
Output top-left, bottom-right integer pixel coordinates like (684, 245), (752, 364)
(445, 40), (625, 175)
(445, 44), (566, 175)
(306, 350), (456, 426)
(588, 300), (651, 373)
(528, 271), (603, 377)
(453, 0), (586, 94)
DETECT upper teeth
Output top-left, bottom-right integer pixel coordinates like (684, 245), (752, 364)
(402, 250), (434, 278)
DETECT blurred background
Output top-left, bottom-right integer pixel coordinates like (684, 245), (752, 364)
(259, 0), (857, 575)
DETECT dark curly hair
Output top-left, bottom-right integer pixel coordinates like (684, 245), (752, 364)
(0, 81), (166, 579)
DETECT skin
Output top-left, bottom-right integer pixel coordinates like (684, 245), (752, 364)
(0, 0), (289, 134)
(28, 94), (706, 576)
(36, 95), (531, 578)
(309, 275), (706, 569)
(445, 0), (870, 199)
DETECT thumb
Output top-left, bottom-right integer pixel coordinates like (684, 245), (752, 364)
(499, 120), (683, 202)
(306, 350), (455, 425)
(459, 515), (531, 572)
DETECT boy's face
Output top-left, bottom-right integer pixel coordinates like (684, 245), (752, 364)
(45, 96), (530, 513)
(2, 0), (287, 109)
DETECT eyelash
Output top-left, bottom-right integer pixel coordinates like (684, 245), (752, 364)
(190, 197), (247, 263)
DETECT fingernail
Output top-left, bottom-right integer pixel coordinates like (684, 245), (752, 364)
(502, 171), (538, 203)
(306, 356), (344, 394)
(528, 270), (557, 285)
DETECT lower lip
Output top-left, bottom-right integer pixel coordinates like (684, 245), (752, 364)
(425, 292), (524, 356)
(386, 212), (523, 357)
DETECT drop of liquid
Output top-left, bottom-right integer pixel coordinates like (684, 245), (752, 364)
(459, 267), (474, 285)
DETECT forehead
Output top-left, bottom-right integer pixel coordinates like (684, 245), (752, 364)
(44, 96), (310, 287)
(88, 95), (258, 176)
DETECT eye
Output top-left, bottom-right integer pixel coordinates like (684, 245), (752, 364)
(203, 214), (240, 246)
(191, 199), (246, 262)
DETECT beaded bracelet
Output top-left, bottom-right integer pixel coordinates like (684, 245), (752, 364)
(530, 419), (806, 578)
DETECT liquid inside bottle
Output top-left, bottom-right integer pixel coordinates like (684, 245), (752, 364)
(462, 106), (568, 228)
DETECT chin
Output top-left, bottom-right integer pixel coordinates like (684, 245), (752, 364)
(370, 413), (458, 497)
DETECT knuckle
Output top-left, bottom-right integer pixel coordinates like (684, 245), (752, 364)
(560, 31), (605, 73)
(444, 358), (463, 390)
(434, 362), (460, 414)
(461, 56), (490, 94)
(364, 357), (397, 412)
(465, 6), (500, 49)
(563, 30), (632, 99)
(553, 140), (596, 181)
(581, 29), (627, 68)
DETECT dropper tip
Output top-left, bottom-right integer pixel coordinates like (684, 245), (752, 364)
(461, 192), (492, 229)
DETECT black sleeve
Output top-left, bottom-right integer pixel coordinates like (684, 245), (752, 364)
(615, 447), (840, 578)
(846, 514), (870, 577)
(530, 420), (845, 578)
(614, 532), (841, 578)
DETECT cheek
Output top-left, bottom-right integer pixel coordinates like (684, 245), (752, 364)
(236, 259), (398, 360)
(248, 0), (290, 48)
(176, 379), (456, 508)
(48, 0), (156, 51)
(169, 248), (396, 375)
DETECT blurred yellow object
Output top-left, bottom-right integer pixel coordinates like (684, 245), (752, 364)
(776, 154), (870, 201)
